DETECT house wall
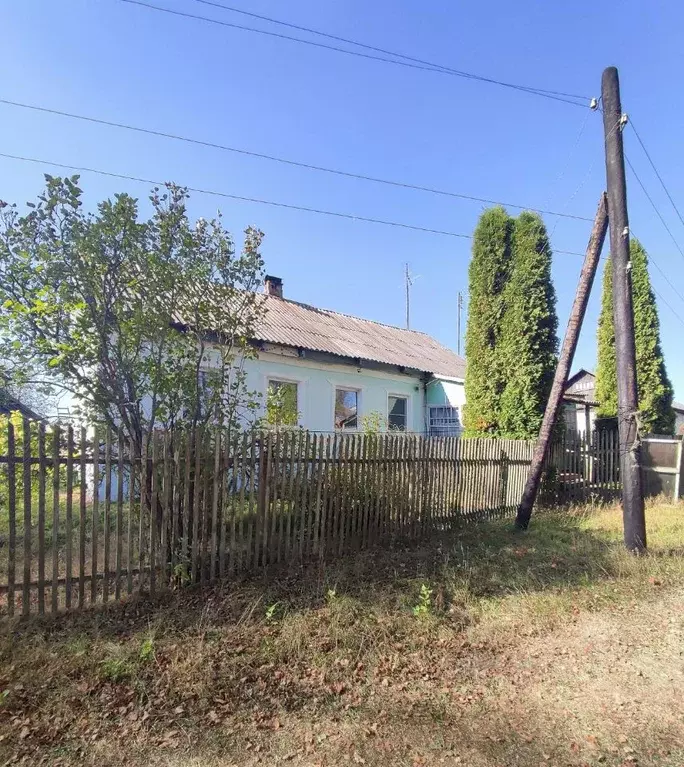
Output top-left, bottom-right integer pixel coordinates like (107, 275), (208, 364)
(675, 410), (684, 436)
(563, 402), (596, 434)
(425, 378), (465, 410)
(243, 350), (426, 433)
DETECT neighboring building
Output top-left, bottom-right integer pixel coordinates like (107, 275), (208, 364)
(0, 388), (46, 421)
(674, 402), (684, 436)
(562, 369), (598, 435)
(231, 276), (466, 435)
(562, 370), (684, 436)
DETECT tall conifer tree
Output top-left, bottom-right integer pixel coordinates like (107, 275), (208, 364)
(596, 239), (674, 434)
(499, 212), (559, 438)
(463, 207), (512, 435)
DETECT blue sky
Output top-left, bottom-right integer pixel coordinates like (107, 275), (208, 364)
(2, 0), (684, 401)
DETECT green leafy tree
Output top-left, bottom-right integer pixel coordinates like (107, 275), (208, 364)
(0, 176), (265, 450)
(596, 239), (674, 434)
(498, 212), (558, 438)
(463, 207), (513, 436)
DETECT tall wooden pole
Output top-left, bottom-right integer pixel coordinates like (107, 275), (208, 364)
(515, 195), (608, 529)
(601, 66), (646, 552)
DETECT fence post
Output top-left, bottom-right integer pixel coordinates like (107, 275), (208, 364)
(7, 422), (16, 618)
(79, 427), (88, 606)
(90, 426), (99, 605)
(38, 423), (46, 615)
(20, 420), (32, 616)
(65, 425), (74, 610)
(103, 427), (112, 603)
(52, 423), (63, 612)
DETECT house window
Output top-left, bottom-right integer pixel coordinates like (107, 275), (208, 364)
(428, 405), (461, 437)
(266, 379), (299, 427)
(197, 369), (218, 418)
(388, 395), (408, 432)
(335, 388), (358, 430)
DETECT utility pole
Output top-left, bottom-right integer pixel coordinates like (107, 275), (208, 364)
(601, 66), (646, 552)
(457, 292), (463, 355)
(516, 195), (608, 529)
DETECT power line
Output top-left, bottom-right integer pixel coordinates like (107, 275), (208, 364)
(188, 0), (591, 104)
(597, 111), (684, 311)
(0, 150), (587, 255)
(625, 153), (684, 263)
(651, 284), (684, 328)
(118, 0), (589, 108)
(629, 119), (684, 231)
(542, 107), (593, 214)
(626, 224), (684, 327)
(626, 228), (684, 307)
(0, 98), (594, 222)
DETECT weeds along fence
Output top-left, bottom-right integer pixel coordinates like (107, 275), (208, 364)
(0, 419), (534, 618)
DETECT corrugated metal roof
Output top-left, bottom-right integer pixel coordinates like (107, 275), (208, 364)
(673, 401), (684, 413)
(251, 294), (466, 379)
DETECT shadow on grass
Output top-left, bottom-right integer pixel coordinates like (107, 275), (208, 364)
(3, 505), (684, 766)
(2, 507), (643, 644)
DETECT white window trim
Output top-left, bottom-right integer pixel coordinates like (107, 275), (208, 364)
(263, 373), (308, 427)
(387, 392), (411, 433)
(331, 382), (362, 432)
(428, 404), (462, 437)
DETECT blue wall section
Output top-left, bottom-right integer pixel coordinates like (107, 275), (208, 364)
(425, 378), (466, 409)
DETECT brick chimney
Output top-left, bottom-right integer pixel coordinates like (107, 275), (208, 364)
(264, 275), (283, 298)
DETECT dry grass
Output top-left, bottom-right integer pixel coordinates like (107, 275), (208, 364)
(1, 500), (683, 766)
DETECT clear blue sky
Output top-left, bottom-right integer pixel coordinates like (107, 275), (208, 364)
(2, 0), (684, 401)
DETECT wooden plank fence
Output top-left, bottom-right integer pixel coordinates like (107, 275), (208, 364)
(541, 429), (621, 504)
(11, 420), (678, 619)
(542, 429), (684, 504)
(0, 419), (535, 618)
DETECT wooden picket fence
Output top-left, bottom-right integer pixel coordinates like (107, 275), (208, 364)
(0, 420), (534, 618)
(541, 429), (621, 504)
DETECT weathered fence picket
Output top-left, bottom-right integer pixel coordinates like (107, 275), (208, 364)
(3, 420), (646, 619)
(38, 424), (46, 615)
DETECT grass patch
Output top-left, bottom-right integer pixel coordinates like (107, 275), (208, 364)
(1, 501), (683, 766)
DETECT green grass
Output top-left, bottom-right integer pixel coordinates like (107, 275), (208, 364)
(0, 501), (683, 766)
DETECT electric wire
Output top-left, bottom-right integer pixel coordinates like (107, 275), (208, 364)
(625, 153), (684, 263)
(118, 0), (589, 107)
(629, 119), (684, 231)
(188, 0), (591, 103)
(0, 150), (587, 255)
(0, 98), (594, 222)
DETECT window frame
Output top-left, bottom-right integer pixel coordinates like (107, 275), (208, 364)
(334, 386), (361, 431)
(265, 376), (303, 428)
(428, 404), (461, 437)
(387, 393), (409, 432)
(197, 367), (220, 420)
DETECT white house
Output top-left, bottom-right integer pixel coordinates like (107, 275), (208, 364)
(237, 276), (466, 435)
(562, 369), (684, 436)
(562, 369), (598, 435)
(674, 402), (684, 435)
